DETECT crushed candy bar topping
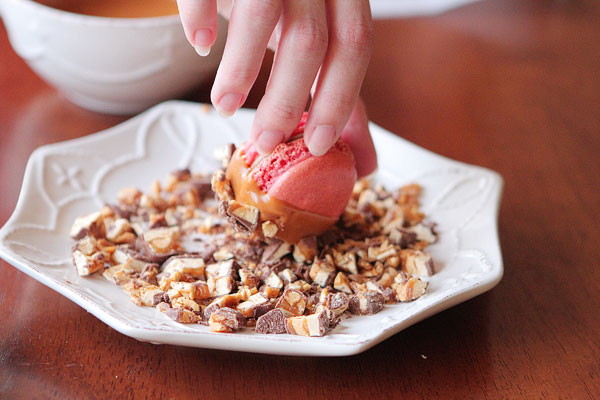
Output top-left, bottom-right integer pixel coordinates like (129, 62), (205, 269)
(69, 160), (437, 337)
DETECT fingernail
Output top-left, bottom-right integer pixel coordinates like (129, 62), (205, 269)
(215, 93), (243, 117)
(255, 130), (284, 154)
(194, 29), (213, 56)
(306, 125), (336, 156)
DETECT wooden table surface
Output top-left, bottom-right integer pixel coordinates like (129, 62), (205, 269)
(1, 0), (599, 398)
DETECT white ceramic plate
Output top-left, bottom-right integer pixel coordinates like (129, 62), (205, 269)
(0, 101), (503, 356)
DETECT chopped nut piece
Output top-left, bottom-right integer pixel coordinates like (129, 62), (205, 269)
(103, 264), (136, 285)
(385, 255), (400, 268)
(158, 270), (183, 291)
(165, 307), (200, 323)
(70, 212), (104, 240)
(309, 259), (335, 287)
(333, 272), (353, 294)
(341, 208), (365, 227)
(117, 187), (142, 206)
(255, 309), (289, 334)
(150, 179), (161, 196)
(292, 236), (317, 263)
(323, 292), (349, 315)
(213, 247), (234, 261)
(72, 249), (105, 276)
(139, 264), (159, 284)
(143, 227), (180, 254)
(156, 302), (171, 313)
(261, 221), (278, 238)
(209, 307), (247, 332)
(227, 201), (260, 231)
(263, 286), (281, 299)
(208, 276), (234, 296)
(95, 241), (116, 257)
(115, 232), (137, 244)
(393, 276), (428, 302)
(149, 213), (167, 229)
(239, 269), (260, 288)
(211, 170), (234, 202)
(410, 223), (437, 244)
(377, 270), (397, 288)
(276, 289), (307, 317)
(261, 240), (292, 264)
(366, 280), (384, 294)
(139, 194), (156, 209)
(213, 143), (236, 168)
(75, 236), (99, 256)
(168, 281), (211, 300)
(171, 297), (201, 312)
(265, 272), (284, 289)
(334, 250), (358, 274)
(367, 240), (397, 262)
(122, 282), (163, 307)
(358, 189), (377, 208)
(318, 287), (330, 305)
(401, 250), (434, 276)
(288, 280), (311, 292)
(394, 183), (422, 205)
(99, 205), (115, 219)
(314, 305), (340, 329)
(236, 286), (258, 301)
(237, 293), (269, 317)
(205, 259), (237, 279)
(129, 222), (145, 237)
(112, 247), (147, 272)
(381, 287), (396, 303)
(161, 257), (205, 279)
(348, 291), (385, 315)
(287, 310), (332, 337)
(389, 228), (417, 248)
(204, 294), (242, 320)
(382, 216), (405, 234)
(362, 261), (384, 278)
(203, 303), (220, 321)
(278, 268), (297, 283)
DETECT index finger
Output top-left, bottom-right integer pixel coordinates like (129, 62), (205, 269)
(177, 0), (218, 56)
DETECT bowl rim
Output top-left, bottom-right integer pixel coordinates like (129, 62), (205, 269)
(6, 0), (182, 27)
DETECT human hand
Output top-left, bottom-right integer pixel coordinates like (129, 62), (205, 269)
(177, 0), (377, 177)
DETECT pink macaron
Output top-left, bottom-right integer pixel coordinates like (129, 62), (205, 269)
(227, 114), (357, 240)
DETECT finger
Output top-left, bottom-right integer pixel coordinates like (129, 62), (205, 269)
(216, 0), (233, 19)
(177, 0), (218, 56)
(211, 0), (282, 117)
(304, 0), (373, 156)
(250, 0), (329, 153)
(341, 98), (377, 177)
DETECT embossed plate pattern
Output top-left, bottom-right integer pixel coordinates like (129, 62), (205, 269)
(0, 101), (503, 356)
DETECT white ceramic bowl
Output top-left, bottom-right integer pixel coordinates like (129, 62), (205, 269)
(0, 0), (226, 115)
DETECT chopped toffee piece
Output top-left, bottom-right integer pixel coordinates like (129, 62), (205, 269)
(69, 167), (438, 337)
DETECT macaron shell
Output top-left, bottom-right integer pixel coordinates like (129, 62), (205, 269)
(266, 151), (356, 218)
(251, 138), (313, 192)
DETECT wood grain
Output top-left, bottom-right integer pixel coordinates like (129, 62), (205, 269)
(1, 0), (599, 398)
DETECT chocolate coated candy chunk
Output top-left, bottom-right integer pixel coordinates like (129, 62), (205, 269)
(389, 228), (417, 248)
(326, 292), (349, 315)
(348, 291), (385, 315)
(253, 302), (275, 319)
(209, 307), (247, 332)
(165, 307), (199, 323)
(255, 309), (289, 334)
(204, 302), (221, 321)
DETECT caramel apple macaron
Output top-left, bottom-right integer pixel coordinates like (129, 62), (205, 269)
(214, 116), (357, 243)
